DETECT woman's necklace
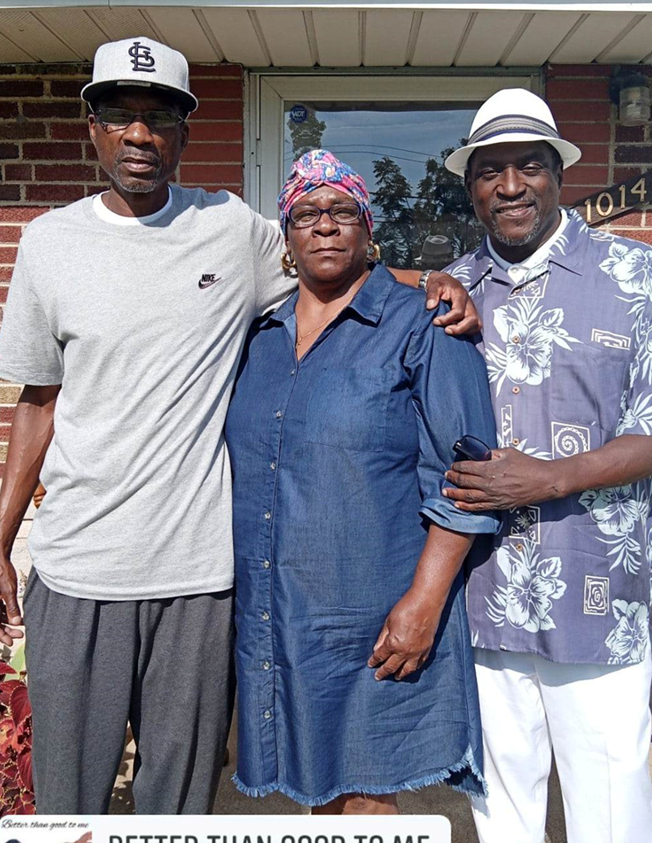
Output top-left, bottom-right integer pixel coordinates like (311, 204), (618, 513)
(295, 285), (362, 351)
(296, 314), (337, 349)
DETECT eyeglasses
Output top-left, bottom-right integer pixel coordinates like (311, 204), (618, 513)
(453, 435), (492, 462)
(288, 203), (363, 228)
(92, 108), (185, 132)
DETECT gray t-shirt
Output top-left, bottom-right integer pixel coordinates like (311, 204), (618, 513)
(0, 185), (295, 600)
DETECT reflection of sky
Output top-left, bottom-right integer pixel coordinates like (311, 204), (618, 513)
(283, 106), (477, 205)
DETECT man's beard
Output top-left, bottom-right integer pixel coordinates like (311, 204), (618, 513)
(111, 154), (164, 194)
(489, 200), (542, 247)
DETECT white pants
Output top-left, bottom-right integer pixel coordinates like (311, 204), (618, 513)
(471, 648), (652, 843)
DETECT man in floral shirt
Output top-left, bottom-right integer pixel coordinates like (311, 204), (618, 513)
(443, 88), (652, 843)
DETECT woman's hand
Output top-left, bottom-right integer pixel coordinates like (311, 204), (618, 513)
(369, 526), (474, 681)
(368, 589), (441, 681)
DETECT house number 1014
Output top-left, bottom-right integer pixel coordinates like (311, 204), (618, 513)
(582, 176), (649, 224)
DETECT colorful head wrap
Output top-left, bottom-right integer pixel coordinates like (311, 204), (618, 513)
(277, 149), (373, 234)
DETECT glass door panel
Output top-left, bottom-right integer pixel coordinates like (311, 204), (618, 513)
(284, 101), (482, 268)
(252, 75), (537, 269)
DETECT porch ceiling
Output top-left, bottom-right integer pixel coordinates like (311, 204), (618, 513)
(2, 5), (652, 67)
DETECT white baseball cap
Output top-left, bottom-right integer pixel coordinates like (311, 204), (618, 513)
(81, 37), (198, 114)
(445, 88), (581, 177)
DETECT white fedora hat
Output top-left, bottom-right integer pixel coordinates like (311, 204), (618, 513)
(445, 88), (581, 177)
(82, 37), (198, 114)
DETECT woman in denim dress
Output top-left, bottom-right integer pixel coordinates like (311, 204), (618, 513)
(225, 149), (499, 814)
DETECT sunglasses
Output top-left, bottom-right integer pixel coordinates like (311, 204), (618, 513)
(92, 108), (185, 132)
(452, 435), (492, 462)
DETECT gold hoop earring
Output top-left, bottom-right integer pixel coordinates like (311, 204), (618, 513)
(282, 250), (296, 271)
(367, 242), (381, 263)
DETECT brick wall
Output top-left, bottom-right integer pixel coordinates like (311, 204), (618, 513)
(547, 63), (652, 242)
(0, 61), (244, 476)
(0, 62), (244, 202)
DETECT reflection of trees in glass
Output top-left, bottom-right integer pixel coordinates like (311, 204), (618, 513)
(372, 156), (415, 268)
(372, 144), (483, 269)
(288, 111), (326, 160)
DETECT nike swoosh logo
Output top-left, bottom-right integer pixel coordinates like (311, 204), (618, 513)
(198, 276), (221, 289)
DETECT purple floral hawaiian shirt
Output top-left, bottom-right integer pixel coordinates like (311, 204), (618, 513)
(448, 209), (652, 666)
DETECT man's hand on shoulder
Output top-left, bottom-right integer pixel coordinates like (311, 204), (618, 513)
(390, 269), (481, 335)
(426, 271), (481, 336)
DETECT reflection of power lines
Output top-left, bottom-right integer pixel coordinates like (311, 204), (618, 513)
(283, 150), (433, 165)
(327, 144), (435, 158)
(283, 141), (435, 158)
(370, 192), (446, 199)
(370, 194), (466, 206)
(370, 200), (415, 212)
(373, 215), (468, 221)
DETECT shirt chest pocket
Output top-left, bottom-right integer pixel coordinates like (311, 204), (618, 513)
(303, 367), (392, 452)
(550, 343), (631, 433)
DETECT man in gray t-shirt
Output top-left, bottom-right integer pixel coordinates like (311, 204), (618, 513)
(2, 172), (290, 603)
(0, 37), (297, 815)
(0, 38), (476, 814)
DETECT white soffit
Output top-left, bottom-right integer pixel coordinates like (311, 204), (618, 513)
(84, 8), (161, 43)
(550, 12), (637, 62)
(501, 11), (582, 65)
(37, 7), (106, 59)
(454, 10), (529, 65)
(364, 10), (414, 66)
(0, 8), (80, 59)
(2, 6), (652, 66)
(255, 9), (312, 65)
(410, 11), (470, 66)
(143, 7), (221, 60)
(599, 14), (652, 64)
(312, 9), (361, 65)
(201, 8), (268, 65)
(0, 27), (33, 61)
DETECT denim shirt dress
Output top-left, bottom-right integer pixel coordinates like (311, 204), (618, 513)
(225, 264), (500, 806)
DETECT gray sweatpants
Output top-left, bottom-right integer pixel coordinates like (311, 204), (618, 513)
(23, 571), (235, 814)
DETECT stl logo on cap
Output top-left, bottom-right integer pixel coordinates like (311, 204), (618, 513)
(128, 41), (156, 73)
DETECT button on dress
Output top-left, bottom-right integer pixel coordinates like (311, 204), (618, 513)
(225, 265), (500, 806)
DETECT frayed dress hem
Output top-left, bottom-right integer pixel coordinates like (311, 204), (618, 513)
(232, 745), (487, 807)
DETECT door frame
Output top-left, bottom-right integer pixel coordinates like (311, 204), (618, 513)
(245, 71), (542, 217)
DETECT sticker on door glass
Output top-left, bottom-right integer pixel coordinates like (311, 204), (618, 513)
(289, 104), (309, 124)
